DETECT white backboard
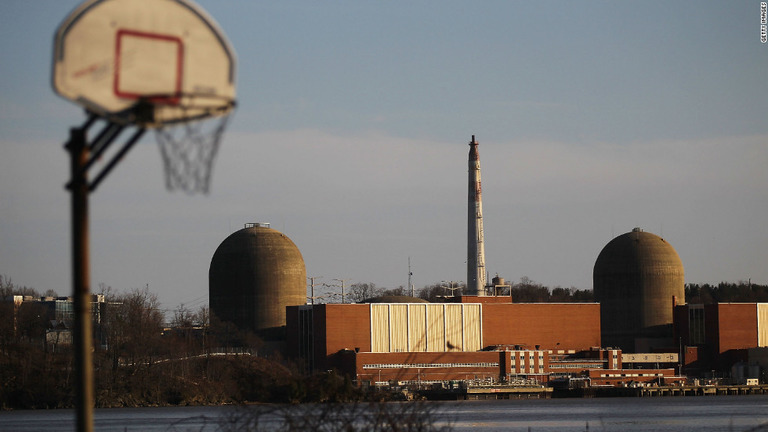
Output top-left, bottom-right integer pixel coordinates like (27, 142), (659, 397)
(53, 0), (236, 126)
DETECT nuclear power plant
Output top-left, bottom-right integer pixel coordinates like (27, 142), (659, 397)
(208, 222), (306, 340)
(207, 136), (768, 393)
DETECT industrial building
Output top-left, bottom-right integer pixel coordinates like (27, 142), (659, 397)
(285, 297), (683, 387)
(286, 297), (598, 383)
(278, 139), (704, 388)
(674, 302), (768, 378)
(594, 228), (685, 353)
(208, 138), (765, 388)
(0, 294), (107, 349)
(209, 222), (306, 340)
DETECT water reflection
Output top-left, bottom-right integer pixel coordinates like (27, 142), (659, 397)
(1, 395), (767, 432)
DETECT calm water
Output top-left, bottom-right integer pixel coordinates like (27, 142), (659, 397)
(1, 395), (767, 432)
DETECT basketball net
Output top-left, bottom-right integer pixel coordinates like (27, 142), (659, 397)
(146, 94), (235, 194)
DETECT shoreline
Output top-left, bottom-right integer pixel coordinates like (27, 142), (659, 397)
(417, 384), (768, 400)
(4, 385), (768, 411)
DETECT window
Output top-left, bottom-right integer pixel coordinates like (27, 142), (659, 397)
(689, 306), (705, 345)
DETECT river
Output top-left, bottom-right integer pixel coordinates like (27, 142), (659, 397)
(1, 395), (767, 431)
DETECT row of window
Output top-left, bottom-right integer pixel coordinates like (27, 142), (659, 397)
(550, 363), (604, 369)
(600, 373), (663, 378)
(510, 354), (546, 361)
(362, 362), (499, 370)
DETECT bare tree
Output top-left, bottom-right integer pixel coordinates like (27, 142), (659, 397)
(97, 282), (113, 298)
(15, 302), (48, 343)
(380, 286), (407, 297)
(217, 400), (454, 432)
(418, 284), (446, 302)
(510, 276), (549, 302)
(348, 282), (381, 303)
(0, 275), (40, 298)
(172, 303), (195, 328)
(104, 286), (165, 368)
(0, 275), (16, 298)
(195, 305), (210, 327)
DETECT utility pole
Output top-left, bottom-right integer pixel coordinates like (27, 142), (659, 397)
(408, 257), (414, 297)
(309, 276), (321, 305)
(331, 278), (350, 304)
(442, 281), (462, 298)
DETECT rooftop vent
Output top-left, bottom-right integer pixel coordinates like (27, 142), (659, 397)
(245, 222), (270, 228)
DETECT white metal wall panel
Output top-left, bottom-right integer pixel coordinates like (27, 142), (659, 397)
(390, 304), (409, 352)
(409, 304), (427, 352)
(445, 304), (463, 351)
(426, 304), (446, 352)
(463, 304), (482, 352)
(370, 304), (389, 352)
(369, 303), (483, 353)
(759, 303), (768, 348)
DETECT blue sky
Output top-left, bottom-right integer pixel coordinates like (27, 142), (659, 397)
(1, 1), (767, 313)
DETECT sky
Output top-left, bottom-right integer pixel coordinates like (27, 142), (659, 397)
(1, 1), (767, 315)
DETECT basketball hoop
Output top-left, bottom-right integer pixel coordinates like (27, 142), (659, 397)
(131, 92), (236, 194)
(52, 0), (238, 429)
(155, 117), (229, 194)
(53, 0), (237, 194)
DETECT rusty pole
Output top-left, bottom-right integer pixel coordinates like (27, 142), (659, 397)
(67, 124), (94, 432)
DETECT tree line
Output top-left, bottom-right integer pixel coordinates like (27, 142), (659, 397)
(344, 278), (768, 304)
(341, 277), (594, 303)
(2, 274), (766, 409)
(0, 276), (381, 409)
(685, 281), (768, 304)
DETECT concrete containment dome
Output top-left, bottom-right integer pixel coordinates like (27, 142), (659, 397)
(209, 223), (306, 339)
(593, 228), (684, 353)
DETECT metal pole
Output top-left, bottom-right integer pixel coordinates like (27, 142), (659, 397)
(67, 126), (94, 432)
(310, 277), (315, 305)
(332, 278), (348, 304)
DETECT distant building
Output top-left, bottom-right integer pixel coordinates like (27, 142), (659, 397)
(674, 302), (768, 376)
(289, 298), (603, 381)
(286, 298), (684, 387)
(594, 228), (685, 353)
(0, 294), (106, 350)
(209, 222), (307, 341)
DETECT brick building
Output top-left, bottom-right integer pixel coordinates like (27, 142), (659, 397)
(674, 302), (768, 374)
(287, 297), (663, 385)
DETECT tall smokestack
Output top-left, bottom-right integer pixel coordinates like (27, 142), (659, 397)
(467, 135), (486, 296)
